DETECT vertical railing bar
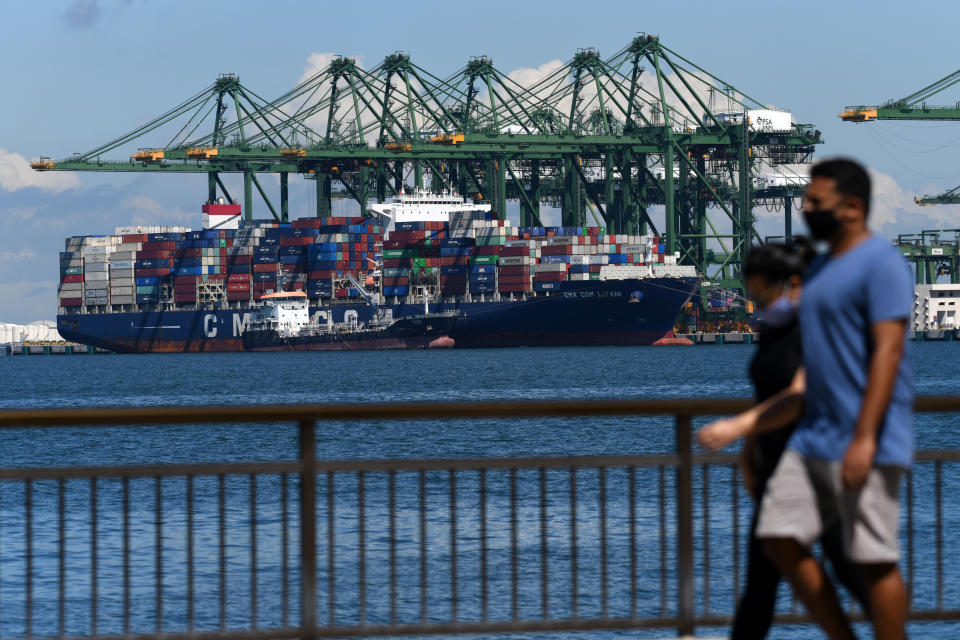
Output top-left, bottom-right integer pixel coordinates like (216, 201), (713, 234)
(358, 471), (366, 627)
(449, 469), (458, 624)
(510, 467), (519, 621)
(90, 478), (98, 638)
(419, 469), (428, 626)
(389, 469), (397, 626)
(218, 474), (226, 631)
(599, 466), (608, 620)
(123, 476), (130, 636)
(187, 475), (195, 632)
(702, 463), (711, 616)
(676, 414), (694, 637)
(658, 466), (666, 617)
(570, 466), (578, 620)
(327, 471), (335, 629)
(26, 479), (32, 640)
(480, 468), (488, 623)
(936, 460), (943, 611)
(906, 469), (914, 604)
(731, 465), (740, 605)
(629, 465), (637, 620)
(299, 420), (318, 640)
(251, 473), (258, 629)
(539, 467), (549, 621)
(282, 473), (290, 629)
(155, 475), (163, 633)
(58, 477), (66, 639)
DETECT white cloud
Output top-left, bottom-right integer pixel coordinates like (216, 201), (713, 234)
(121, 195), (195, 224)
(0, 150), (80, 193)
(507, 59), (566, 90)
(0, 249), (36, 263)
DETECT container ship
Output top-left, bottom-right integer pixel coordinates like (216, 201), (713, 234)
(55, 190), (698, 352)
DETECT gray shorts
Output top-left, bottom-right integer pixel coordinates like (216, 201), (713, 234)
(755, 449), (903, 564)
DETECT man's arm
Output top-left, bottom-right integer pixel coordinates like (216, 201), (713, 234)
(841, 319), (906, 489)
(697, 367), (806, 451)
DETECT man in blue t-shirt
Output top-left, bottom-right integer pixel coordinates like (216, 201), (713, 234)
(698, 159), (912, 640)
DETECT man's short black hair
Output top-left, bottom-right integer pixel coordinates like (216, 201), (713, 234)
(810, 158), (871, 217)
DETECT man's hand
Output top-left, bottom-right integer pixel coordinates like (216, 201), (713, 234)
(842, 434), (876, 490)
(697, 417), (747, 452)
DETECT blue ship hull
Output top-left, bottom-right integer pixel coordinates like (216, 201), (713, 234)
(56, 278), (697, 353)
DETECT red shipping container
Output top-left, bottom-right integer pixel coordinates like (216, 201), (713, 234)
(280, 264), (307, 274)
(141, 241), (177, 250)
(499, 247), (529, 257)
(498, 266), (531, 275)
(474, 246), (502, 256)
(121, 234), (148, 243)
(382, 277), (410, 286)
(175, 248), (202, 258)
(226, 255), (252, 265)
(290, 282), (305, 291)
(534, 272), (567, 282)
(173, 294), (196, 304)
(292, 218), (322, 229)
(499, 283), (532, 293)
(309, 270), (335, 279)
(440, 285), (466, 295)
(280, 236), (314, 246)
(499, 275), (531, 284)
(227, 273), (252, 282)
(135, 268), (170, 277)
(59, 297), (82, 306)
(136, 250), (172, 260)
(226, 283), (250, 292)
(226, 291), (250, 301)
(62, 274), (84, 283)
(253, 263), (278, 273)
(175, 275), (200, 283)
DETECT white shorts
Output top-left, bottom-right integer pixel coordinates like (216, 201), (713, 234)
(755, 449), (903, 564)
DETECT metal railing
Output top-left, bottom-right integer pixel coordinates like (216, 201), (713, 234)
(0, 397), (958, 638)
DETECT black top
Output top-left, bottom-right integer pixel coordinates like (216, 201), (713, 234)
(748, 316), (803, 481)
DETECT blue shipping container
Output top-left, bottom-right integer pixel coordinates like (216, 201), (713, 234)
(135, 276), (159, 286)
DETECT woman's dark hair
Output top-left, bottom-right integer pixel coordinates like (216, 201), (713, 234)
(743, 237), (815, 283)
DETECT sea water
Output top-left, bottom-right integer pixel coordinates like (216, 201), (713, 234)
(0, 344), (956, 639)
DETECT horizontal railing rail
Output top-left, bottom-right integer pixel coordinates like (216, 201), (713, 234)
(0, 396), (956, 639)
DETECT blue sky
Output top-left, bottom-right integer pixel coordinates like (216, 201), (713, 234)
(2, 0), (960, 322)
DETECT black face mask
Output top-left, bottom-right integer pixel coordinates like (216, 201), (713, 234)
(803, 208), (842, 240)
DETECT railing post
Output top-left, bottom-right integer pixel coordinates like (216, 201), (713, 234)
(299, 419), (317, 639)
(676, 413), (694, 636)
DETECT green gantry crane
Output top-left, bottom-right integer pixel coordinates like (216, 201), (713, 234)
(896, 229), (960, 284)
(841, 67), (960, 205)
(32, 35), (822, 294)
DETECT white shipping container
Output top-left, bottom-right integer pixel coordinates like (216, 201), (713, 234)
(111, 296), (135, 305)
(569, 255), (591, 265)
(116, 243), (142, 252)
(203, 213), (241, 231)
(84, 262), (108, 272)
(535, 263), (567, 273)
(499, 256), (531, 266)
(110, 261), (135, 270)
(110, 271), (134, 281)
(58, 283), (83, 292)
(85, 288), (107, 297)
(110, 286), (135, 296)
(621, 244), (645, 253)
(568, 273), (591, 281)
(600, 265), (651, 280)
(84, 272), (109, 282)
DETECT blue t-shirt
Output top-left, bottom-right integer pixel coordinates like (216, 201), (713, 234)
(788, 235), (914, 467)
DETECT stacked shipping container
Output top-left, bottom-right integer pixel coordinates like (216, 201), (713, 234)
(59, 211), (689, 312)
